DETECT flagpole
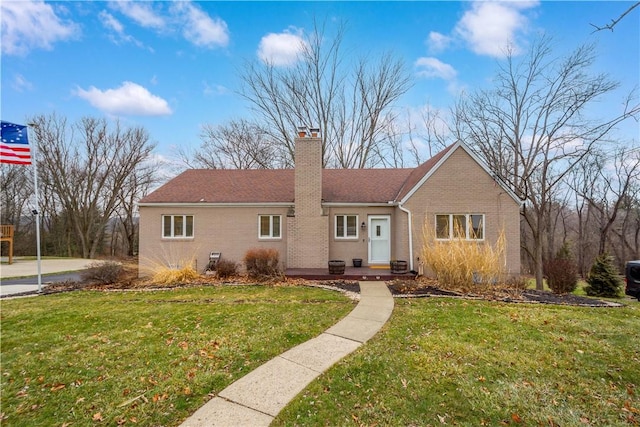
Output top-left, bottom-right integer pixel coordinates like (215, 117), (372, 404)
(27, 123), (43, 292)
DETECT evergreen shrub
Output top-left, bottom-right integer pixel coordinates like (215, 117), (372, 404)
(585, 254), (623, 298)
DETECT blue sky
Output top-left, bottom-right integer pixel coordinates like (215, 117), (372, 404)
(2, 1), (638, 166)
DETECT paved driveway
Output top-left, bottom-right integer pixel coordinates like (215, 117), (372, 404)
(0, 258), (96, 297)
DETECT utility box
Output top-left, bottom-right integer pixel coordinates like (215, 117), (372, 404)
(205, 252), (222, 273)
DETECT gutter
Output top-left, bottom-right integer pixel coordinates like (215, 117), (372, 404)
(397, 202), (414, 271)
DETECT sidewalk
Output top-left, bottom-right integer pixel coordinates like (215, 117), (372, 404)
(180, 281), (394, 427)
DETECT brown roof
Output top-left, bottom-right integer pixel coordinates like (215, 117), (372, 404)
(140, 145), (457, 205)
(322, 169), (413, 203)
(140, 169), (295, 203)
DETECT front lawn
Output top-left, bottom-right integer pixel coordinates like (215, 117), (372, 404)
(0, 285), (354, 426)
(274, 297), (640, 426)
(4, 284), (638, 426)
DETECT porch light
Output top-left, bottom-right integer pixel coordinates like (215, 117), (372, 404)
(361, 221), (366, 230)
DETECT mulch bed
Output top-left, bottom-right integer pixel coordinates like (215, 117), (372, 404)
(516, 290), (621, 307)
(320, 278), (622, 307)
(7, 272), (624, 307)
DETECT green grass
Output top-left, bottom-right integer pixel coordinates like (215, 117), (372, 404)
(4, 285), (638, 427)
(0, 285), (354, 426)
(274, 298), (640, 426)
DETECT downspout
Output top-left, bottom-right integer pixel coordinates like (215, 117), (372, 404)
(397, 203), (413, 271)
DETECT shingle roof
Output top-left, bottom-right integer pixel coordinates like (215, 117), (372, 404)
(140, 169), (295, 203)
(322, 168), (413, 203)
(139, 145), (456, 205)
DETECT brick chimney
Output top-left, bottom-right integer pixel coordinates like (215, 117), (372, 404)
(287, 126), (329, 268)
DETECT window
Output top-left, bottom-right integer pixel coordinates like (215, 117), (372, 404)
(163, 215), (194, 238)
(335, 215), (358, 239)
(435, 214), (484, 240)
(259, 215), (281, 239)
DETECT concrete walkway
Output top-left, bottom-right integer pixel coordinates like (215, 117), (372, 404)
(180, 281), (394, 427)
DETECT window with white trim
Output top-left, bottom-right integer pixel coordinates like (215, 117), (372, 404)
(162, 215), (194, 238)
(435, 214), (484, 240)
(335, 214), (358, 239)
(259, 215), (281, 239)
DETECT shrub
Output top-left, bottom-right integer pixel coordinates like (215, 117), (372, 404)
(504, 275), (528, 293)
(420, 223), (507, 292)
(244, 248), (282, 281)
(544, 244), (578, 295)
(81, 261), (123, 284)
(585, 254), (623, 298)
(215, 259), (239, 279)
(152, 264), (199, 285)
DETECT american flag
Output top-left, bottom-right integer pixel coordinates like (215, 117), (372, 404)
(1, 121), (31, 165)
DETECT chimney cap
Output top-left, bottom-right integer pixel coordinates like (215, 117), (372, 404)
(297, 125), (308, 137)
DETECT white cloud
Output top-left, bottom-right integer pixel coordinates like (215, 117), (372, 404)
(415, 57), (457, 80)
(203, 81), (229, 97)
(109, 1), (229, 49)
(74, 81), (172, 116)
(1, 1), (79, 55)
(426, 31), (452, 54)
(173, 2), (229, 48)
(455, 1), (539, 57)
(12, 74), (34, 92)
(99, 9), (147, 49)
(109, 1), (165, 29)
(99, 10), (124, 34)
(257, 28), (307, 66)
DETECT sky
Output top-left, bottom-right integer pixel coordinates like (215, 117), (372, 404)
(1, 1), (639, 169)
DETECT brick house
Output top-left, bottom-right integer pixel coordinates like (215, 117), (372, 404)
(138, 130), (521, 275)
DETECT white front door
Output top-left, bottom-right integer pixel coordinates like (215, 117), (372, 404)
(368, 216), (390, 264)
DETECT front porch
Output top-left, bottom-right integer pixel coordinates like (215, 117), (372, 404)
(285, 266), (415, 281)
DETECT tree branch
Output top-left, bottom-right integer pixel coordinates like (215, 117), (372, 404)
(591, 2), (640, 32)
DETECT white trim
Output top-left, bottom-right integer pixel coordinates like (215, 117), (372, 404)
(138, 202), (292, 208)
(162, 214), (195, 239)
(258, 214), (282, 240)
(398, 203), (413, 271)
(334, 214), (359, 239)
(434, 213), (485, 241)
(399, 141), (522, 205)
(368, 215), (391, 264)
(323, 202), (393, 207)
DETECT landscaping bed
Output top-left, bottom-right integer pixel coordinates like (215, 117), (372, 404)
(306, 278), (622, 307)
(16, 262), (623, 308)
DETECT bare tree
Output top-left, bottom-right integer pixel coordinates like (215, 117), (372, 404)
(29, 114), (156, 259)
(238, 20), (412, 168)
(407, 105), (458, 165)
(455, 36), (639, 289)
(572, 146), (640, 255)
(114, 150), (161, 257)
(185, 119), (282, 169)
(0, 164), (33, 233)
(0, 164), (35, 254)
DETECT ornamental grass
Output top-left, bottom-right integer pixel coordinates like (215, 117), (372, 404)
(420, 222), (507, 293)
